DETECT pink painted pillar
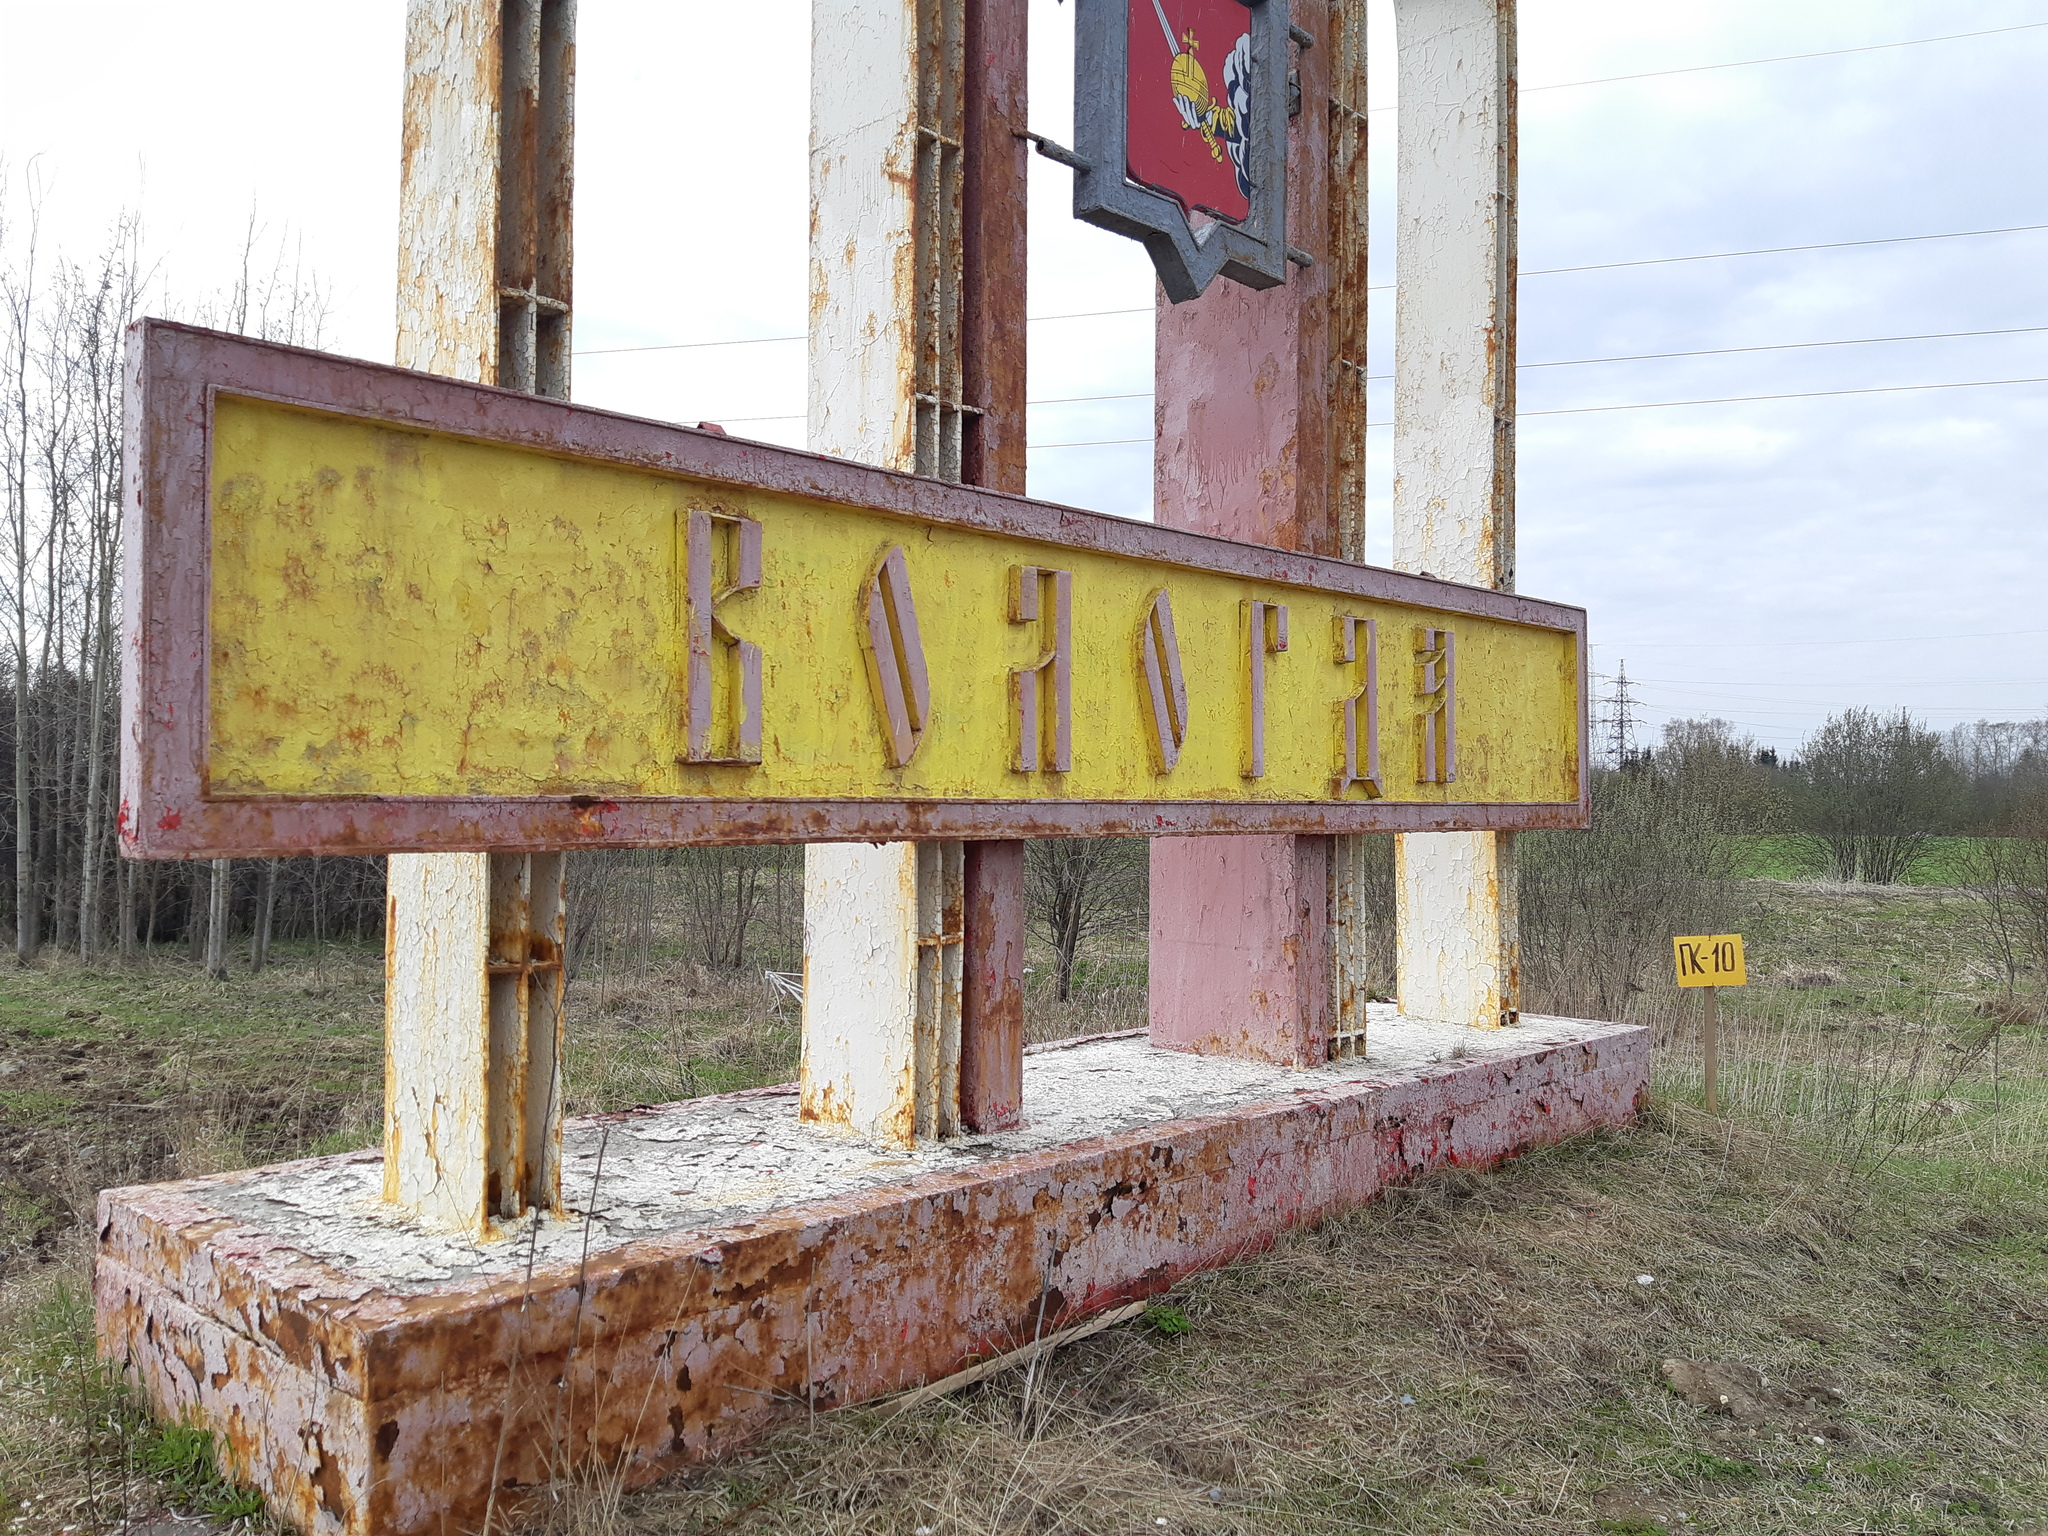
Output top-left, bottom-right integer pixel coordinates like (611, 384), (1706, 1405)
(1149, 0), (1337, 1068)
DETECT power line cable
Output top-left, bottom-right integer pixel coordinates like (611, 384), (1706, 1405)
(1049, 324), (2048, 389)
(1598, 628), (2048, 648)
(1519, 221), (2048, 279)
(676, 388), (1157, 428)
(575, 225), (2048, 357)
(1359, 19), (2048, 110)
(1632, 686), (2045, 712)
(1522, 19), (2048, 93)
(1519, 373), (2048, 417)
(1514, 324), (2048, 371)
(1011, 368), (2048, 444)
(1027, 390), (1153, 406)
(575, 305), (1161, 357)
(996, 373), (2048, 446)
(1027, 436), (1154, 449)
(1632, 675), (2048, 688)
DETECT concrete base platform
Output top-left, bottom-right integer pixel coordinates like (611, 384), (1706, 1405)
(96, 1010), (1647, 1536)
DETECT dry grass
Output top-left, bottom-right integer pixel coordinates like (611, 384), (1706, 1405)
(1025, 933), (1149, 1044)
(509, 1109), (2046, 1536)
(563, 963), (803, 1113)
(3, 882), (2045, 1534)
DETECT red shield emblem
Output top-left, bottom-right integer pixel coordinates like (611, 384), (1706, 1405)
(1123, 0), (1254, 225)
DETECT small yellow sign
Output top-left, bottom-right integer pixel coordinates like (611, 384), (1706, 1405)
(1673, 934), (1746, 988)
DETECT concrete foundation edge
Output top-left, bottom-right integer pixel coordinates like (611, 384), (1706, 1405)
(97, 1024), (1649, 1535)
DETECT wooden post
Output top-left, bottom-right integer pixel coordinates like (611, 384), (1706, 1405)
(1390, 0), (1521, 1030)
(1702, 983), (1719, 1114)
(802, 0), (1028, 1142)
(385, 0), (575, 1230)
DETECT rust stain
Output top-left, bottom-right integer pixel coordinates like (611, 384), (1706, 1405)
(100, 1027), (1647, 1534)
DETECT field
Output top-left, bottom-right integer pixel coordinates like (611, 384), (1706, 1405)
(0, 876), (2044, 1535)
(1733, 836), (1988, 886)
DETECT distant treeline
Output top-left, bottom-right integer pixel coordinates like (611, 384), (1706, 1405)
(1610, 712), (2048, 883)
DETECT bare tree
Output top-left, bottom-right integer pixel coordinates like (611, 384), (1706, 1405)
(0, 175), (335, 969)
(71, 216), (146, 960)
(0, 170), (41, 961)
(1025, 838), (1147, 1001)
(1796, 708), (1964, 884)
(1521, 763), (1742, 1019)
(674, 846), (788, 970)
(1962, 783), (2048, 1003)
(1519, 719), (1773, 1018)
(248, 859), (280, 973)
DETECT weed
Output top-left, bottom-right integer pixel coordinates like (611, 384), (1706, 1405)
(139, 1422), (266, 1517)
(1142, 1302), (1192, 1335)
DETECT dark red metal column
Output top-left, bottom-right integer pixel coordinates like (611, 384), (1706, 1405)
(959, 0), (1030, 1128)
(961, 839), (1027, 1127)
(1148, 0), (1340, 1067)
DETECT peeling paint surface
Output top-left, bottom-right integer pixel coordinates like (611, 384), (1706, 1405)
(396, 0), (502, 384)
(99, 1014), (1644, 1536)
(204, 1011), (1600, 1287)
(1149, 835), (1329, 1065)
(800, 841), (924, 1145)
(381, 852), (492, 1231)
(124, 325), (1590, 858)
(201, 390), (1577, 809)
(1397, 825), (1520, 1027)
(1389, 0), (1524, 1031)
(1390, 0), (1517, 590)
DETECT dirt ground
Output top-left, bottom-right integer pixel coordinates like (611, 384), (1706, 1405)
(0, 881), (2043, 1534)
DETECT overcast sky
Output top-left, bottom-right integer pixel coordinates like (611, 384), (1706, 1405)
(4, 0), (2042, 754)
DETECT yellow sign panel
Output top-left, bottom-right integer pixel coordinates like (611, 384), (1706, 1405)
(1673, 934), (1746, 988)
(204, 395), (1581, 809)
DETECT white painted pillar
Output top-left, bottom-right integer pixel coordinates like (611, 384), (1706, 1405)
(802, 0), (967, 1146)
(1390, 0), (1521, 1028)
(386, 0), (575, 1229)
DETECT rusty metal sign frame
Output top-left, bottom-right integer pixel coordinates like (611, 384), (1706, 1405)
(1068, 0), (1293, 302)
(121, 322), (1588, 858)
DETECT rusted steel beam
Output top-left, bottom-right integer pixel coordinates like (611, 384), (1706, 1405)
(961, 0), (1028, 497)
(1328, 0), (1370, 566)
(396, 0), (501, 382)
(383, 853), (565, 1230)
(1390, 0), (1522, 1030)
(957, 0), (1031, 1132)
(1151, 834), (1331, 1065)
(805, 0), (960, 1147)
(1325, 0), (1375, 1057)
(960, 839), (1025, 1129)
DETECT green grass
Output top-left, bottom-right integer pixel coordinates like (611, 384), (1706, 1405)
(136, 1424), (266, 1518)
(1735, 835), (1991, 886)
(2, 880), (2044, 1533)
